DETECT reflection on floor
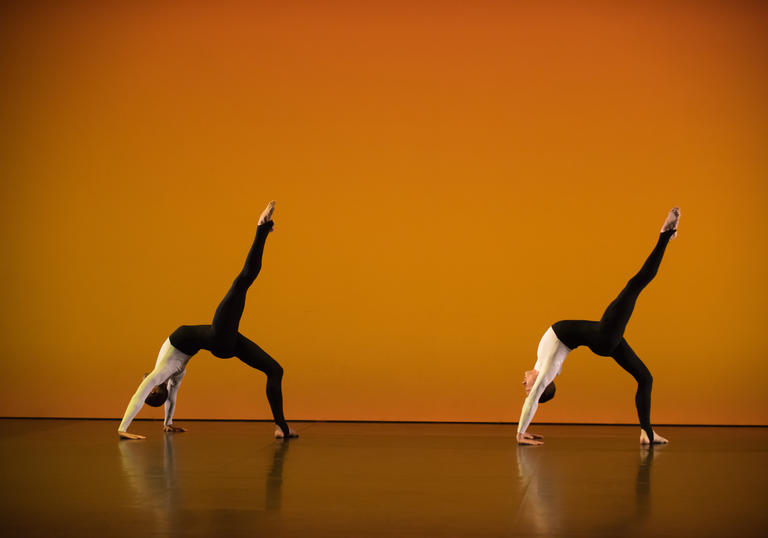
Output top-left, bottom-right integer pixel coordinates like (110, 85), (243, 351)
(1, 420), (766, 537)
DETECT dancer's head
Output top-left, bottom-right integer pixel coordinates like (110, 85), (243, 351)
(523, 370), (556, 403)
(142, 374), (168, 407)
(145, 384), (168, 407)
(539, 381), (556, 403)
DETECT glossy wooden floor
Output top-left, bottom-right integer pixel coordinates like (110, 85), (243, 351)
(1, 420), (766, 537)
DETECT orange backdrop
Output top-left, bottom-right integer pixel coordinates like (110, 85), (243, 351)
(1, 1), (766, 425)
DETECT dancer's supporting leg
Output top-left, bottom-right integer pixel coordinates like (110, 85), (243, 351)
(209, 202), (275, 356)
(610, 339), (666, 444)
(236, 334), (298, 438)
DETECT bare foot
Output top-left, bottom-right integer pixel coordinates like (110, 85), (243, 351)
(274, 426), (299, 439)
(640, 429), (669, 445)
(118, 431), (146, 440)
(661, 206), (680, 238)
(258, 200), (276, 226)
(517, 432), (544, 446)
(163, 424), (188, 433)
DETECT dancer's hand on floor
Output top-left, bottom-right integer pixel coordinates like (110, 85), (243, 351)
(163, 425), (187, 433)
(118, 431), (146, 440)
(517, 432), (544, 446)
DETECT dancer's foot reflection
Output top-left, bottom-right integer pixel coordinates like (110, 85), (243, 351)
(266, 440), (291, 512)
(636, 446), (657, 519)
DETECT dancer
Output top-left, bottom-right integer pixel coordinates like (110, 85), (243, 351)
(118, 201), (298, 440)
(517, 208), (680, 446)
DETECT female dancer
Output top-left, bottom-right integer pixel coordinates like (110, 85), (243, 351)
(118, 201), (298, 440)
(517, 207), (680, 446)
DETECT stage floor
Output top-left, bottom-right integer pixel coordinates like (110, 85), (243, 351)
(0, 420), (766, 537)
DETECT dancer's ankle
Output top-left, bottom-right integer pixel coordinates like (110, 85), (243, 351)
(258, 220), (274, 232)
(276, 421), (290, 436)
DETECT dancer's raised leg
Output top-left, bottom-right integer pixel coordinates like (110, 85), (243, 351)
(597, 208), (680, 351)
(210, 201), (275, 356)
(236, 334), (298, 438)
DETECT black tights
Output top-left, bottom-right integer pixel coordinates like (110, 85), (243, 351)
(552, 230), (675, 443)
(168, 221), (290, 436)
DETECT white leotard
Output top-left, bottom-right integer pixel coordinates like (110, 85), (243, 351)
(517, 327), (572, 435)
(119, 338), (192, 432)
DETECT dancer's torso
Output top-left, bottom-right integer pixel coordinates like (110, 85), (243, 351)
(157, 337), (193, 375)
(535, 327), (572, 384)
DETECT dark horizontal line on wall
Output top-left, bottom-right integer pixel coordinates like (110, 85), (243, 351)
(1, 416), (766, 427)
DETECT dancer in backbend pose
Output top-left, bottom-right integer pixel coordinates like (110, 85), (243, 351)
(118, 201), (298, 440)
(517, 207), (681, 446)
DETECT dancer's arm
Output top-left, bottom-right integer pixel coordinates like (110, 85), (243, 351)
(117, 354), (178, 439)
(163, 370), (187, 432)
(517, 328), (570, 445)
(118, 366), (172, 439)
(517, 368), (550, 445)
(517, 335), (562, 446)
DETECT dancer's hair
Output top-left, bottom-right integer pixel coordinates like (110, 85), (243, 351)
(539, 381), (556, 403)
(144, 384), (168, 407)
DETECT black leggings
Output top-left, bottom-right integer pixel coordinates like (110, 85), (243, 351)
(552, 230), (675, 443)
(168, 221), (289, 435)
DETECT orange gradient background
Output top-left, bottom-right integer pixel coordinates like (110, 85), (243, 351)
(1, 1), (766, 425)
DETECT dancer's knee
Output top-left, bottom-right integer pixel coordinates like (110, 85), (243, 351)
(237, 264), (261, 284)
(267, 362), (284, 380)
(638, 370), (653, 388)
